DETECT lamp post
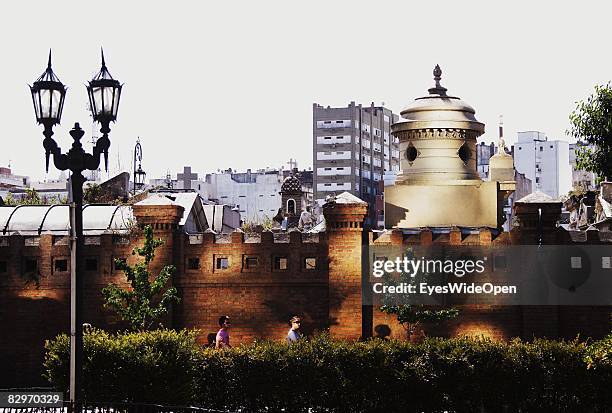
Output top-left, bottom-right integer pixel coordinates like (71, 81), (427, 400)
(29, 49), (122, 409)
(133, 138), (146, 195)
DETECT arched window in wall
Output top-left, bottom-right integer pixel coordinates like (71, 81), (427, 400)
(287, 199), (296, 215)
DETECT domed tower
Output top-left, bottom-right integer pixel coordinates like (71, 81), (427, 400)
(280, 168), (303, 225)
(385, 65), (515, 229)
(393, 64), (484, 182)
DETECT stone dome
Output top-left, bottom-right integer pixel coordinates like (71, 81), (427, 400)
(394, 65), (484, 133)
(281, 173), (302, 193)
(391, 65), (484, 182)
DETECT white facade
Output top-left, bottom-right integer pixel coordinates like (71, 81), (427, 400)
(0, 169), (29, 188)
(204, 172), (283, 223)
(513, 131), (572, 199)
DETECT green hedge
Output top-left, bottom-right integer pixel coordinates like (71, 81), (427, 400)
(44, 329), (200, 405)
(45, 330), (612, 412)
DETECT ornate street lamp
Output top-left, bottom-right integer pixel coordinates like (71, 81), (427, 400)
(29, 49), (122, 410)
(29, 51), (67, 171)
(133, 138), (146, 194)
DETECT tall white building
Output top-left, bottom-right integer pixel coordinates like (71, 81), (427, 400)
(513, 131), (572, 199)
(312, 102), (400, 227)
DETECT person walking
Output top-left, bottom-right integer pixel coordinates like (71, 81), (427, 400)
(287, 316), (302, 344)
(215, 315), (232, 349)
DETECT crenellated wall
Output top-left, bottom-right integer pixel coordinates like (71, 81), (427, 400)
(1, 199), (611, 387)
(173, 230), (329, 345)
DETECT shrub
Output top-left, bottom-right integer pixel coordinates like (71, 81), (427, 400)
(44, 329), (201, 404)
(45, 331), (611, 412)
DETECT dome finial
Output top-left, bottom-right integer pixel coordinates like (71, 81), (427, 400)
(47, 49), (52, 69)
(428, 64), (447, 96)
(433, 64), (442, 84)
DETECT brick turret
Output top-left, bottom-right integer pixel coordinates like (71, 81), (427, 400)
(513, 191), (562, 244)
(132, 194), (184, 232)
(323, 192), (368, 339)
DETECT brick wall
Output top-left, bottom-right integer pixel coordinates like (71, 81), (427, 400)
(0, 200), (611, 387)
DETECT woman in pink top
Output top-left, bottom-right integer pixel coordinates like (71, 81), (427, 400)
(215, 315), (231, 349)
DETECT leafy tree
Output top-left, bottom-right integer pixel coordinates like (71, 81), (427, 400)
(380, 304), (459, 338)
(84, 183), (103, 204)
(379, 248), (458, 339)
(569, 82), (612, 180)
(102, 225), (179, 330)
(3, 193), (16, 206)
(20, 188), (42, 205)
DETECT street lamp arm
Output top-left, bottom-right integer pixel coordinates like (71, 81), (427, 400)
(41, 123), (111, 173)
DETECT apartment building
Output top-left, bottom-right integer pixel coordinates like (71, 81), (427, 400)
(313, 102), (400, 227)
(513, 131), (572, 199)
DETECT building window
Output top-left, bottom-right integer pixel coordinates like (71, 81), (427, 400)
(85, 236), (101, 245)
(535, 177), (540, 183)
(550, 145), (553, 149)
(304, 257), (316, 270)
(215, 256), (229, 270)
(85, 258), (98, 272)
(493, 255), (507, 271)
(0, 260), (7, 273)
(187, 257), (200, 270)
(602, 257), (611, 269)
(406, 145), (418, 162)
(273, 256), (288, 271)
(570, 256), (582, 269)
(539, 146), (543, 151)
(24, 258), (37, 273)
(54, 258), (68, 273)
(287, 199), (296, 215)
(25, 237), (40, 247)
(52, 236), (69, 246)
(324, 136), (331, 140)
(458, 143), (471, 163)
(113, 235), (130, 245)
(243, 255), (259, 270)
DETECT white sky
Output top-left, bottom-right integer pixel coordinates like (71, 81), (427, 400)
(2, 1), (611, 182)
